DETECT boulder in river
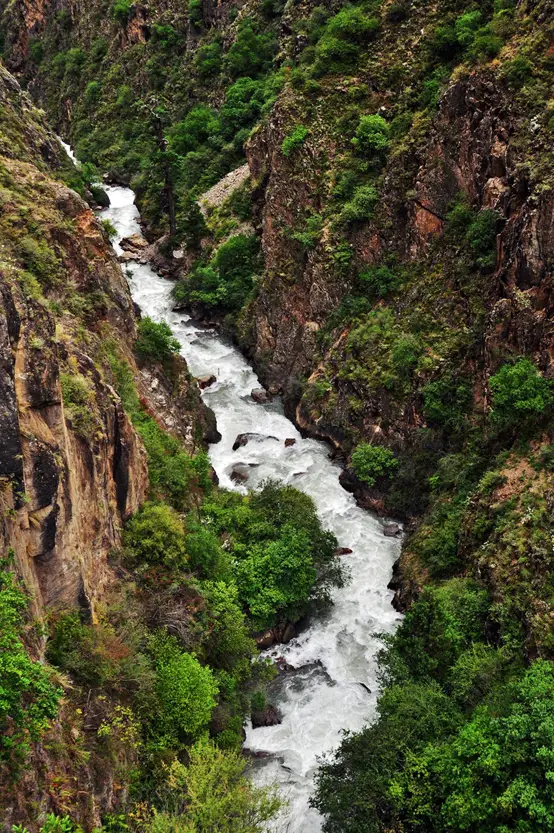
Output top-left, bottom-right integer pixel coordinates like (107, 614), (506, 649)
(230, 463), (250, 483)
(383, 523), (402, 538)
(255, 629), (275, 649)
(120, 232), (149, 251)
(197, 374), (216, 390)
(251, 704), (283, 728)
(335, 547), (353, 556)
(232, 432), (278, 451)
(284, 438), (296, 447)
(251, 388), (272, 404)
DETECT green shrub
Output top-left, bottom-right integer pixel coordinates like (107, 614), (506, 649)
(151, 635), (218, 740)
(281, 125), (309, 157)
(64, 47), (86, 76)
(503, 55), (532, 87)
(201, 482), (345, 628)
(422, 377), (472, 431)
(0, 561), (61, 766)
(326, 7), (380, 41)
(169, 106), (221, 156)
(465, 209), (500, 268)
(135, 318), (181, 363)
(124, 503), (188, 568)
(412, 500), (464, 577)
(112, 0), (131, 24)
(195, 39), (223, 78)
(390, 334), (423, 379)
(17, 236), (60, 285)
(489, 358), (553, 428)
(447, 200), (500, 269)
(351, 444), (399, 487)
(100, 218), (117, 240)
(351, 114), (389, 159)
(358, 265), (403, 298)
(60, 372), (95, 436)
(177, 234), (260, 314)
(152, 738), (280, 831)
(340, 185), (379, 224)
(224, 19), (277, 79)
(201, 581), (255, 670)
(188, 0), (203, 28)
(185, 526), (229, 580)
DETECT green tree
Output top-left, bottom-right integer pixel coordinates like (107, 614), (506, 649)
(151, 737), (280, 831)
(152, 635), (218, 740)
(135, 318), (181, 363)
(124, 502), (187, 568)
(351, 444), (398, 487)
(489, 358), (553, 428)
(351, 114), (389, 158)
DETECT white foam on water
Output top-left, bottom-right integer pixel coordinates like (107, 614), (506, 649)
(99, 184), (402, 833)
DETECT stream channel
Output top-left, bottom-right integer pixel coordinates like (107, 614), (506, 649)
(98, 183), (402, 833)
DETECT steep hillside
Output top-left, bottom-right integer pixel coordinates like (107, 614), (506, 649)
(0, 62), (216, 617)
(4, 0), (554, 831)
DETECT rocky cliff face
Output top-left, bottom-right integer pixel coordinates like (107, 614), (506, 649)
(0, 63), (212, 621)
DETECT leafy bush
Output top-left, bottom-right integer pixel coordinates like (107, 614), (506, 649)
(124, 503), (188, 568)
(351, 114), (389, 159)
(151, 738), (280, 830)
(447, 200), (500, 269)
(326, 6), (380, 41)
(201, 482), (345, 628)
(358, 265), (403, 298)
(224, 19), (277, 79)
(281, 125), (309, 157)
(135, 318), (181, 363)
(201, 581), (255, 670)
(340, 185), (379, 223)
(175, 234), (260, 313)
(422, 377), (472, 431)
(17, 236), (60, 285)
(169, 106), (221, 157)
(313, 7), (379, 74)
(100, 218), (117, 240)
(351, 444), (399, 487)
(411, 500), (464, 577)
(0, 561), (61, 767)
(502, 55), (532, 87)
(112, 0), (131, 24)
(151, 635), (218, 740)
(489, 358), (553, 428)
(195, 39), (223, 78)
(60, 372), (95, 436)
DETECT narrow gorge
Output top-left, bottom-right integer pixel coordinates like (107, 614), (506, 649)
(3, 1), (554, 832)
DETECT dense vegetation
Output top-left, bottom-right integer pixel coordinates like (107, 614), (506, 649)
(4, 0), (554, 830)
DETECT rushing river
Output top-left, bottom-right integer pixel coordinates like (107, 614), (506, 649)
(98, 185), (402, 832)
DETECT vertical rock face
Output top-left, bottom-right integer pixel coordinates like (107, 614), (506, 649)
(0, 66), (210, 619)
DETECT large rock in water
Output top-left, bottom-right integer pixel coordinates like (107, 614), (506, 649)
(120, 232), (149, 251)
(197, 374), (216, 390)
(230, 463), (250, 483)
(251, 387), (272, 404)
(251, 704), (282, 728)
(232, 432), (278, 450)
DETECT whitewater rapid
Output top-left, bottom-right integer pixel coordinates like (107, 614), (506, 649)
(99, 185), (402, 833)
